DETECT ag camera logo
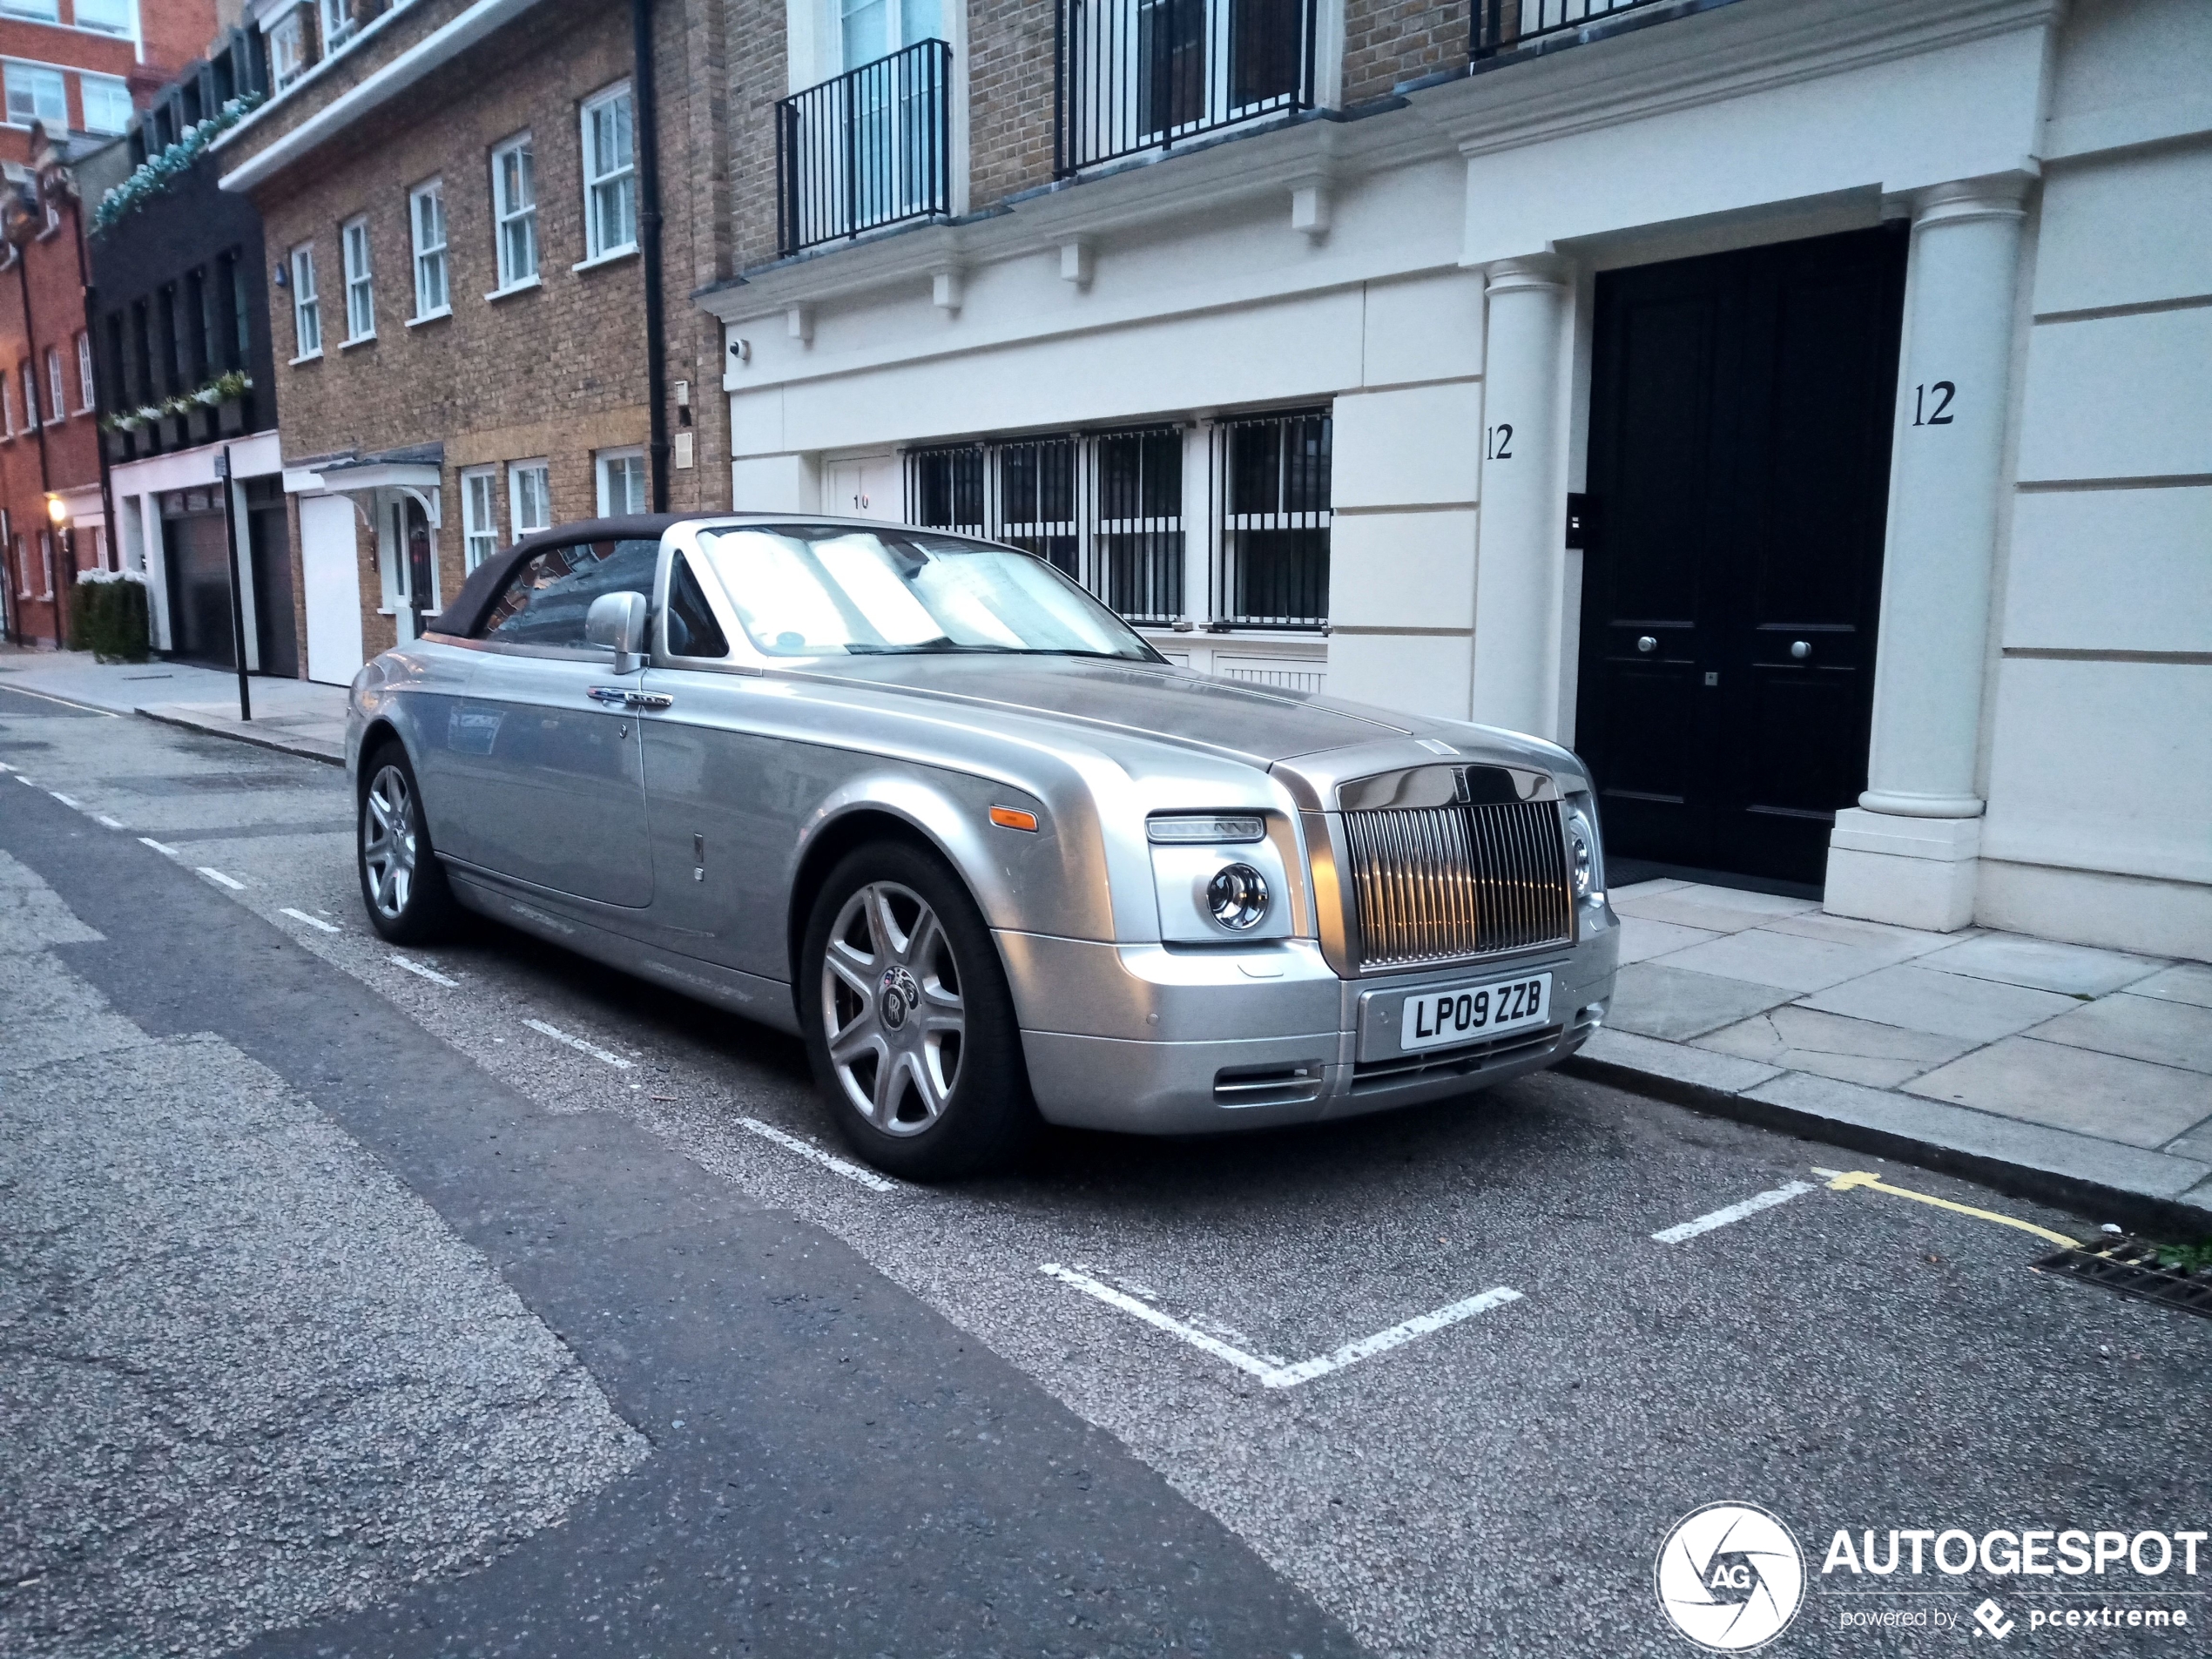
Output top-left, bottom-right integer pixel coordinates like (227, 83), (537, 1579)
(1656, 1502), (1806, 1651)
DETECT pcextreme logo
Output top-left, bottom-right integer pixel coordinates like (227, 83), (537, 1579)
(1656, 1502), (1807, 1652)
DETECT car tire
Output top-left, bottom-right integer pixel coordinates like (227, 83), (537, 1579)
(356, 740), (459, 945)
(799, 841), (1037, 1181)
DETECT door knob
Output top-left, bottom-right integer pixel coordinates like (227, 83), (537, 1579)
(1790, 640), (1811, 660)
(1636, 635), (1656, 654)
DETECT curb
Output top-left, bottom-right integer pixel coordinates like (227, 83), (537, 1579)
(1562, 1052), (2212, 1242)
(134, 705), (346, 767)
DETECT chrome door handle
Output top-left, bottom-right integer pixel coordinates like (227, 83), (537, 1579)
(586, 686), (630, 706)
(626, 691), (673, 711)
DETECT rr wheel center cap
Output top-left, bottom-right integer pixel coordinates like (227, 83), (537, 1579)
(879, 966), (922, 1031)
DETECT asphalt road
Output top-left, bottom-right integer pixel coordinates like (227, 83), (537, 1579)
(2, 681), (2207, 1658)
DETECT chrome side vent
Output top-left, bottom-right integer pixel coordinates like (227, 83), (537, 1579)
(1340, 798), (1573, 970)
(1213, 1061), (1325, 1108)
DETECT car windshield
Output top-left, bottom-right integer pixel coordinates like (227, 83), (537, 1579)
(695, 524), (1160, 661)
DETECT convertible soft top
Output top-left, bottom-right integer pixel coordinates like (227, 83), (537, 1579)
(428, 514), (688, 640)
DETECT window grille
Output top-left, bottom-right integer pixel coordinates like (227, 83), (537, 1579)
(1211, 408), (1330, 628)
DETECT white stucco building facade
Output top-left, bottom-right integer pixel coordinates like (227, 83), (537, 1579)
(702, 0), (2209, 961)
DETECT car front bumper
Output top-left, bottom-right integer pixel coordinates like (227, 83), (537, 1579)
(1001, 900), (1621, 1134)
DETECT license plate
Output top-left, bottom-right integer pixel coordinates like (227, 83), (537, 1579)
(1399, 974), (1551, 1053)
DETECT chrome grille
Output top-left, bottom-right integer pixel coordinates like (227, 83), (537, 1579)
(1341, 799), (1574, 968)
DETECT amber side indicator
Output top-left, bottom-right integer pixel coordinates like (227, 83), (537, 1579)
(988, 806), (1040, 833)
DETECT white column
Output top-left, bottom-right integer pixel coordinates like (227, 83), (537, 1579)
(1826, 175), (2030, 930)
(1470, 255), (1572, 741)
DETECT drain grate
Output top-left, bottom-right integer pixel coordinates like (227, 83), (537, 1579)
(2032, 1236), (2212, 1320)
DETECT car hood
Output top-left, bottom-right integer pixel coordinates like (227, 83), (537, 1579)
(791, 653), (1570, 775)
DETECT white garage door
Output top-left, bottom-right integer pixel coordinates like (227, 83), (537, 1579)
(299, 495), (365, 685)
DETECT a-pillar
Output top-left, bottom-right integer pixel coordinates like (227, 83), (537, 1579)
(1826, 174), (2031, 930)
(1470, 254), (1573, 741)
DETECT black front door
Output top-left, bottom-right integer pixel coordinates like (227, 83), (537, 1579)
(1575, 226), (1907, 887)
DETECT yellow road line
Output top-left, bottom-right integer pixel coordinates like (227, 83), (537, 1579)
(1823, 1170), (2082, 1250)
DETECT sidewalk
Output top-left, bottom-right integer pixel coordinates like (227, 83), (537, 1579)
(0, 646), (348, 763)
(1575, 879), (2212, 1233)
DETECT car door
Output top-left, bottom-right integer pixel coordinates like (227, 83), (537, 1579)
(448, 536), (659, 907)
(634, 538), (796, 978)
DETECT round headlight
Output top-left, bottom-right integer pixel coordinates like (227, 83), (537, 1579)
(1205, 863), (1270, 931)
(1568, 822), (1594, 899)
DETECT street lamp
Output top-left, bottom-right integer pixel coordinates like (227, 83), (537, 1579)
(44, 494), (69, 651)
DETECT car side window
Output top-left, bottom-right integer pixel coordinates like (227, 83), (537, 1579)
(475, 538), (658, 648)
(665, 553), (730, 658)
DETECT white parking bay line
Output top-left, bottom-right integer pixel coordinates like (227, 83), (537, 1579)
(523, 1018), (633, 1069)
(1041, 1264), (1523, 1390)
(197, 867), (246, 891)
(138, 836), (179, 857)
(48, 791), (81, 808)
(94, 814), (125, 830)
(738, 1117), (898, 1192)
(391, 954), (459, 986)
(1652, 1180), (1816, 1244)
(280, 907), (341, 934)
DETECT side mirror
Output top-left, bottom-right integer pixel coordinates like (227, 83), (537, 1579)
(585, 590), (650, 674)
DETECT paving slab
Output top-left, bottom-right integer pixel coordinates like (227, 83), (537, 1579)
(1615, 914), (1719, 966)
(2027, 991), (2212, 1075)
(1607, 877), (1690, 900)
(1611, 883), (1820, 935)
(1763, 910), (1962, 957)
(1799, 963), (2080, 1044)
(1575, 1026), (1783, 1095)
(1913, 932), (2166, 998)
(1694, 1006), (1973, 1089)
(1740, 1069), (2212, 1208)
(1650, 926), (1918, 994)
(1605, 962), (1795, 1042)
(1904, 1036), (2212, 1150)
(2128, 963), (2212, 1008)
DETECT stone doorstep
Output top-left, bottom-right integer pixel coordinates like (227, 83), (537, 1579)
(1567, 1028), (2212, 1240)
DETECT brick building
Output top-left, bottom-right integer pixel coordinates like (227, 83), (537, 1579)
(0, 0), (217, 646)
(212, 0), (731, 684)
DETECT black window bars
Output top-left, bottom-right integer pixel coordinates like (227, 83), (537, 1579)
(777, 39), (954, 258)
(1474, 0), (1678, 58)
(1056, 0), (1318, 175)
(906, 428), (1187, 629)
(905, 409), (1332, 632)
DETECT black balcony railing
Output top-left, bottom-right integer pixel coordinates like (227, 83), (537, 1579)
(1474, 0), (1677, 58)
(1057, 0), (1317, 175)
(1211, 408), (1331, 629)
(776, 39), (953, 257)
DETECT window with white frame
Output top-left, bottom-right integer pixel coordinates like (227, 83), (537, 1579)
(21, 356), (37, 426)
(596, 448), (646, 516)
(74, 331), (92, 412)
(461, 467), (499, 570)
(4, 63), (66, 130)
(72, 0), (136, 37)
(508, 459), (550, 539)
(44, 347), (62, 423)
(1211, 407), (1331, 628)
(39, 529), (54, 598)
(580, 83), (637, 261)
(318, 0), (355, 51)
(269, 10), (307, 92)
(78, 74), (132, 136)
(290, 242), (320, 356)
(0, 2), (59, 25)
(10, 534), (24, 597)
(408, 179), (448, 318)
(341, 216), (374, 341)
(1, 369), (14, 435)
(490, 132), (536, 288)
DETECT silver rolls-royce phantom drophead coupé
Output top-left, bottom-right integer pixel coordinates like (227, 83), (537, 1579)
(347, 514), (1620, 1177)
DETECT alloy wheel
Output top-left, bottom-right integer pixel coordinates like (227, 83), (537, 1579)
(820, 880), (966, 1135)
(361, 764), (418, 921)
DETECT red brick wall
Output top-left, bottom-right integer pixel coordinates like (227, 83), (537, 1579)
(1343, 0), (1468, 105)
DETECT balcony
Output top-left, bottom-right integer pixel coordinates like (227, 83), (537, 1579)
(1057, 0), (1318, 175)
(1474, 0), (1686, 59)
(776, 40), (954, 258)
